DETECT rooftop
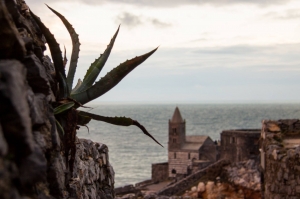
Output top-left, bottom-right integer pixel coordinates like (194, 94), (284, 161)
(171, 107), (184, 123)
(222, 129), (260, 135)
(182, 135), (209, 150)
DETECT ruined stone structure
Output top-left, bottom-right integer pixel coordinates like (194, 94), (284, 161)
(168, 107), (218, 177)
(261, 119), (300, 199)
(220, 129), (260, 162)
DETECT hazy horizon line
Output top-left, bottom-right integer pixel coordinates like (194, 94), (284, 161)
(85, 100), (300, 105)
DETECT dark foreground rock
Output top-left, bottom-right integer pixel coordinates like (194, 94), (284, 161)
(0, 1), (114, 198)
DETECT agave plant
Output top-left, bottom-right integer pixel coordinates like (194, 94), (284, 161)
(30, 5), (162, 173)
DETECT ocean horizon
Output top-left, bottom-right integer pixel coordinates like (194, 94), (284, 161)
(77, 103), (300, 187)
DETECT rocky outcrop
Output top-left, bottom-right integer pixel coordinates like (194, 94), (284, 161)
(0, 1), (114, 198)
(180, 159), (261, 199)
(69, 138), (115, 199)
(223, 159), (261, 192)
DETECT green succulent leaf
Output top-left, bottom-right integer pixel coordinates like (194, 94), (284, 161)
(72, 25), (120, 94)
(77, 114), (92, 126)
(78, 111), (163, 147)
(59, 72), (69, 97)
(55, 119), (65, 136)
(54, 102), (75, 115)
(72, 78), (82, 93)
(46, 4), (80, 92)
(71, 47), (158, 104)
(31, 10), (69, 98)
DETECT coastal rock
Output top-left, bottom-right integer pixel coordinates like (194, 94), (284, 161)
(197, 182), (205, 193)
(223, 159), (261, 191)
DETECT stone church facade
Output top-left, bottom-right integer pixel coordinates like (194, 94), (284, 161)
(167, 107), (218, 178)
(151, 107), (261, 183)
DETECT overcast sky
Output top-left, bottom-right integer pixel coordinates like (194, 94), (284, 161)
(26, 0), (300, 104)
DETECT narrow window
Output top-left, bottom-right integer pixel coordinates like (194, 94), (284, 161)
(188, 153), (191, 159)
(173, 138), (176, 143)
(173, 128), (177, 133)
(231, 137), (235, 144)
(174, 152), (176, 159)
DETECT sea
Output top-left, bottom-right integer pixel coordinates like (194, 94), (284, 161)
(77, 103), (300, 188)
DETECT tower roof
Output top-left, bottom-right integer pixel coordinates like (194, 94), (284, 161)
(171, 107), (184, 123)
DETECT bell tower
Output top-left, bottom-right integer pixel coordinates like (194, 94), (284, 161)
(168, 107), (186, 151)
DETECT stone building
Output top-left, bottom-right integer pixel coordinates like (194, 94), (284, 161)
(220, 129), (260, 162)
(168, 107), (218, 178)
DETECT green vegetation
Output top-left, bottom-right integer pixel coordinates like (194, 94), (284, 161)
(31, 5), (162, 173)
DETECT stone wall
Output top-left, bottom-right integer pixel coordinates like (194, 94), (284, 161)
(152, 162), (169, 182)
(168, 151), (199, 176)
(0, 1), (114, 198)
(158, 159), (230, 196)
(191, 161), (211, 173)
(221, 129), (260, 162)
(261, 120), (300, 199)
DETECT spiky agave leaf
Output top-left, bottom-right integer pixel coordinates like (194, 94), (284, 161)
(77, 114), (92, 126)
(78, 111), (163, 147)
(72, 26), (120, 94)
(63, 45), (67, 68)
(71, 47), (158, 105)
(31, 10), (69, 98)
(73, 78), (82, 92)
(46, 4), (80, 92)
(54, 102), (75, 115)
(59, 72), (69, 98)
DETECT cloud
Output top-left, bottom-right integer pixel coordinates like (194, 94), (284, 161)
(115, 12), (172, 28)
(26, 0), (292, 7)
(72, 42), (300, 102)
(263, 9), (300, 20)
(115, 12), (142, 28)
(150, 19), (172, 28)
(106, 0), (291, 7)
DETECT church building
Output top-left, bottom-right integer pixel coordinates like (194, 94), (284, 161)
(168, 107), (218, 178)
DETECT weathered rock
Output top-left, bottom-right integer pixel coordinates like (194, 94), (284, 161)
(0, 124), (8, 156)
(0, 0), (26, 59)
(223, 159), (261, 191)
(0, 60), (34, 157)
(23, 54), (51, 95)
(69, 138), (115, 199)
(262, 120), (300, 199)
(0, 1), (115, 198)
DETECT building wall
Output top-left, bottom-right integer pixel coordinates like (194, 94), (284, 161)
(200, 138), (218, 162)
(168, 151), (199, 177)
(168, 120), (186, 150)
(152, 162), (169, 182)
(220, 129), (260, 162)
